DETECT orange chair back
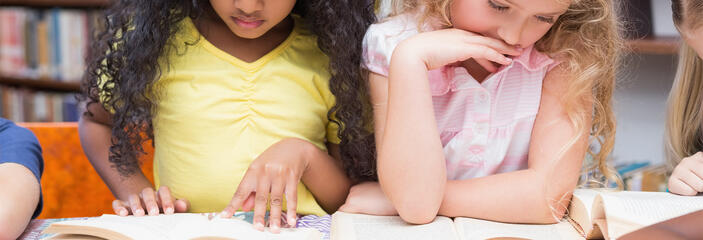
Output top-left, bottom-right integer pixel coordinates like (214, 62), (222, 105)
(19, 122), (154, 219)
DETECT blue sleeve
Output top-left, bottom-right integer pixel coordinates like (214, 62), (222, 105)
(0, 118), (44, 219)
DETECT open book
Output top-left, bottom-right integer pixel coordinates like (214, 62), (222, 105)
(330, 212), (582, 240)
(568, 189), (703, 239)
(41, 213), (322, 240)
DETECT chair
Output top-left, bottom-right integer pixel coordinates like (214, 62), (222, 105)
(19, 122), (153, 218)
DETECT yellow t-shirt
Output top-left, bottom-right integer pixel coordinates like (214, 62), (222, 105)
(150, 15), (340, 216)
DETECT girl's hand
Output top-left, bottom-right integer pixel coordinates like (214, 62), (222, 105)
(669, 152), (703, 196)
(112, 186), (190, 216)
(219, 138), (313, 233)
(338, 182), (398, 216)
(395, 28), (523, 73)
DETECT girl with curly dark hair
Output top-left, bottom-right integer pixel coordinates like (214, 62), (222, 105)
(79, 0), (374, 232)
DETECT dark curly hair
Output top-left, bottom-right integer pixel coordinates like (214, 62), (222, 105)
(81, 0), (378, 181)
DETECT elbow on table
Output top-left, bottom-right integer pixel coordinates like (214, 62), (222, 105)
(532, 189), (572, 224)
(398, 207), (439, 225)
(533, 204), (567, 224)
(395, 198), (442, 224)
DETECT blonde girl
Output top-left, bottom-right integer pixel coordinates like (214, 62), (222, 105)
(339, 0), (622, 224)
(665, 0), (703, 196)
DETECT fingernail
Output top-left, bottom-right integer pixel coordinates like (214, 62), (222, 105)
(120, 209), (128, 216)
(150, 207), (159, 215)
(255, 222), (265, 231)
(218, 211), (230, 218)
(272, 224), (280, 233)
(289, 217), (297, 227)
(136, 209), (144, 215)
(166, 207), (174, 214)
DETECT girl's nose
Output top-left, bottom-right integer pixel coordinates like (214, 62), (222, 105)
(234, 0), (263, 15)
(498, 21), (526, 47)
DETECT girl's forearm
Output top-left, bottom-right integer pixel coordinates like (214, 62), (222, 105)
(79, 115), (153, 200)
(378, 47), (446, 224)
(438, 169), (576, 224)
(300, 142), (351, 213)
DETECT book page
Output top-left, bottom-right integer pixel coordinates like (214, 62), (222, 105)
(330, 212), (458, 240)
(453, 217), (582, 240)
(44, 213), (321, 240)
(598, 191), (703, 239)
(47, 234), (105, 240)
(41, 214), (178, 240)
(568, 188), (601, 237)
(186, 217), (321, 240)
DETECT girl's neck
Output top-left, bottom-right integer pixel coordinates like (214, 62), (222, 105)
(194, 14), (294, 63)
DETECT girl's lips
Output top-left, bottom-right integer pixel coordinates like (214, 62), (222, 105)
(232, 17), (264, 29)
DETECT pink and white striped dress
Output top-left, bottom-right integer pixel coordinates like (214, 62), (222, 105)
(362, 14), (560, 180)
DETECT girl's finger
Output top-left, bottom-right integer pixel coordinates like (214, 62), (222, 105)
(269, 174), (285, 233)
(221, 186), (252, 218)
(463, 33), (522, 56)
(242, 192), (256, 212)
(671, 177), (698, 196)
(221, 172), (256, 218)
(253, 174), (272, 232)
(140, 188), (159, 216)
(689, 161), (703, 181)
(466, 45), (512, 66)
(157, 186), (175, 214)
(284, 174), (298, 228)
(128, 194), (145, 216)
(680, 169), (703, 193)
(112, 199), (130, 216)
(174, 198), (190, 213)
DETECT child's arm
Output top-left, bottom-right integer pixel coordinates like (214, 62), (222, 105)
(303, 143), (352, 214)
(0, 164), (40, 240)
(0, 121), (42, 240)
(437, 66), (587, 224)
(352, 65), (586, 224)
(220, 138), (350, 233)
(377, 29), (519, 224)
(79, 103), (188, 216)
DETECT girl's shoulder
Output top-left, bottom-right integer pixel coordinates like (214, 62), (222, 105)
(364, 13), (425, 47)
(362, 13), (428, 76)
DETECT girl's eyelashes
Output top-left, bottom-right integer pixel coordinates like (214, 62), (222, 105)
(488, 0), (509, 12)
(536, 16), (555, 24)
(488, 0), (557, 24)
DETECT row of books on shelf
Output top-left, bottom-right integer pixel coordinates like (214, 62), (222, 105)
(0, 86), (79, 122)
(0, 7), (100, 82)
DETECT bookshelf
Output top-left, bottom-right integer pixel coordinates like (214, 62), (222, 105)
(0, 0), (106, 122)
(0, 0), (106, 93)
(626, 36), (681, 55)
(0, 76), (79, 92)
(0, 0), (109, 8)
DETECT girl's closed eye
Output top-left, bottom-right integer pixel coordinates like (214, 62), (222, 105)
(487, 0), (509, 12)
(488, 0), (555, 24)
(536, 15), (555, 24)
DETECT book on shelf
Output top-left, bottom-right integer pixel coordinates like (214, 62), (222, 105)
(0, 7), (100, 82)
(42, 213), (321, 240)
(331, 189), (703, 240)
(0, 86), (78, 122)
